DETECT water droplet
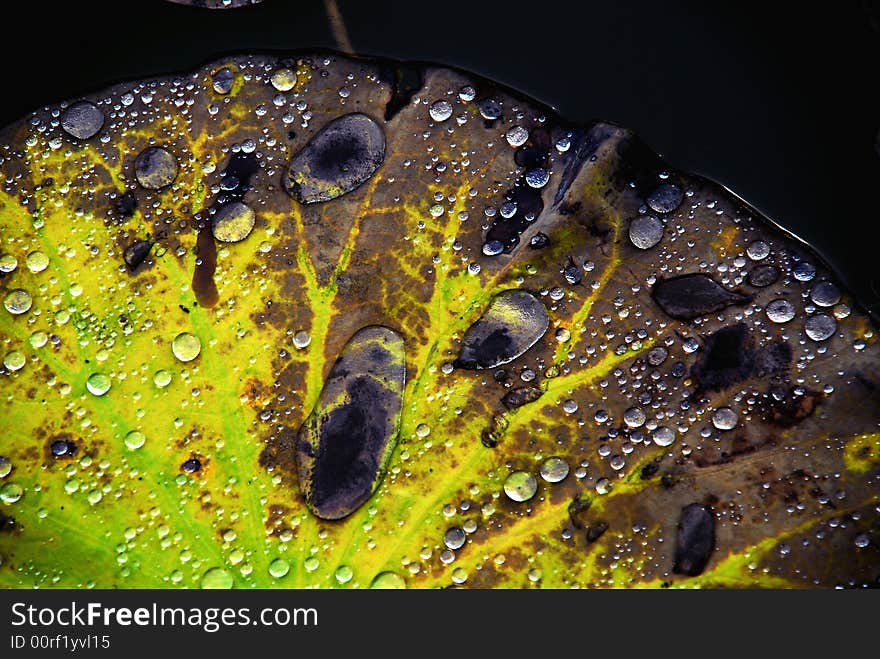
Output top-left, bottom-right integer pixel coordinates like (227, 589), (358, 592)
(0, 482), (23, 504)
(810, 282), (841, 307)
(444, 527), (466, 550)
(478, 98), (502, 120)
(4, 289), (32, 315)
(647, 346), (668, 366)
(854, 533), (870, 548)
(370, 571), (406, 589)
(60, 101), (104, 139)
(652, 274), (750, 320)
(525, 168), (549, 189)
(212, 201), (255, 243)
(292, 330), (311, 349)
(201, 567), (234, 589)
(746, 240), (770, 260)
(429, 99), (453, 122)
(503, 471), (537, 502)
(747, 264), (779, 288)
(482, 240), (503, 256)
(153, 370), (172, 387)
(297, 326), (406, 520)
(505, 125), (529, 147)
(711, 407), (738, 431)
(646, 184), (683, 213)
(86, 373), (112, 396)
(456, 290), (549, 369)
(805, 314), (836, 342)
(335, 565), (353, 584)
(135, 147), (178, 190)
(286, 113), (385, 204)
(268, 558), (290, 578)
(652, 426), (675, 447)
(628, 215), (663, 249)
(212, 67), (235, 94)
(24, 252), (48, 274)
(793, 262), (816, 282)
(3, 351), (25, 372)
(562, 399), (578, 414)
(124, 430), (146, 450)
(415, 423), (431, 438)
(0, 457), (10, 478)
(172, 333), (201, 362)
(539, 457), (569, 483)
(624, 407), (646, 428)
(766, 299), (796, 324)
(0, 254), (16, 273)
(270, 68), (297, 92)
(458, 86), (476, 102)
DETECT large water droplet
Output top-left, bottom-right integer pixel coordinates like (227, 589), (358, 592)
(503, 471), (537, 502)
(370, 571), (406, 589)
(268, 558), (290, 578)
(201, 567), (234, 589)
(86, 373), (111, 396)
(60, 101), (104, 139)
(135, 147), (178, 190)
(212, 201), (255, 243)
(4, 289), (32, 315)
(172, 333), (202, 362)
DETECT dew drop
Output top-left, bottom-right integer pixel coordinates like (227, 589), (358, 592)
(3, 351), (25, 372)
(505, 125), (529, 147)
(370, 571), (406, 589)
(503, 471), (537, 502)
(0, 482), (23, 504)
(444, 527), (466, 550)
(652, 426), (676, 447)
(335, 565), (354, 584)
(746, 240), (770, 260)
(26, 252), (49, 273)
(539, 457), (569, 483)
(124, 430), (146, 450)
(153, 370), (172, 387)
(766, 299), (796, 324)
(805, 314), (836, 342)
(212, 201), (256, 243)
(810, 282), (841, 307)
(201, 567), (234, 589)
(172, 333), (201, 362)
(711, 407), (738, 431)
(86, 373), (112, 396)
(429, 99), (453, 122)
(270, 68), (298, 92)
(646, 184), (683, 214)
(268, 558), (290, 578)
(135, 147), (178, 190)
(292, 330), (311, 349)
(0, 254), (16, 273)
(4, 289), (32, 315)
(629, 215), (664, 249)
(60, 101), (104, 139)
(0, 457), (10, 478)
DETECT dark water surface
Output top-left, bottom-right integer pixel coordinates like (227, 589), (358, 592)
(3, 0), (878, 312)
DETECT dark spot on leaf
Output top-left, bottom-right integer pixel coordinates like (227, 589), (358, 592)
(748, 264), (780, 288)
(754, 339), (792, 376)
(586, 522), (609, 543)
(296, 326), (405, 520)
(651, 274), (751, 321)
(455, 290), (549, 369)
(501, 386), (543, 410)
(673, 503), (715, 577)
(123, 240), (153, 271)
(192, 225), (219, 308)
(219, 152), (260, 203)
(114, 192), (137, 218)
(691, 323), (754, 392)
(285, 113), (385, 204)
(567, 496), (592, 529)
(181, 458), (201, 473)
(380, 63), (425, 121)
(0, 512), (15, 533)
(640, 462), (659, 479)
(758, 387), (820, 428)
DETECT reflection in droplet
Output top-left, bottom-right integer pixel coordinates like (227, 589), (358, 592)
(646, 184), (683, 214)
(810, 282), (840, 307)
(0, 482), (23, 503)
(444, 527), (466, 550)
(292, 331), (311, 349)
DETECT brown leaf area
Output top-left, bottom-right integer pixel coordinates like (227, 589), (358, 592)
(0, 53), (878, 588)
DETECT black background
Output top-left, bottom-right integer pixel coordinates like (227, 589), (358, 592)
(2, 0), (878, 314)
